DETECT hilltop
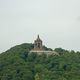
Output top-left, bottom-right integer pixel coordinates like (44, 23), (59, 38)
(0, 43), (80, 80)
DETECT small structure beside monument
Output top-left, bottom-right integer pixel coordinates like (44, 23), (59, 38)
(30, 35), (58, 55)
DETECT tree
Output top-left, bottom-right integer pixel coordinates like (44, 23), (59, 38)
(35, 73), (40, 80)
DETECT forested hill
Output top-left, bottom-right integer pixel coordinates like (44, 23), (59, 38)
(0, 43), (80, 80)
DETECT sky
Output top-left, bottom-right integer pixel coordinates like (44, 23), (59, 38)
(0, 0), (80, 53)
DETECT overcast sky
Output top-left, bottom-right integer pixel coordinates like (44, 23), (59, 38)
(0, 0), (80, 53)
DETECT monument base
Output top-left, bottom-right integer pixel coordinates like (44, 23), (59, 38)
(30, 50), (59, 56)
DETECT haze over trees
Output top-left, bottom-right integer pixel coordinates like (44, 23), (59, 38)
(0, 43), (80, 80)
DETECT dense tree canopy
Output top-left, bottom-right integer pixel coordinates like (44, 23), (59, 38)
(0, 43), (80, 80)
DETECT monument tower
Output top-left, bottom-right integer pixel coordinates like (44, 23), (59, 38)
(34, 35), (43, 50)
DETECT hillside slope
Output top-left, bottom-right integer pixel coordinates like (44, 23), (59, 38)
(0, 43), (80, 80)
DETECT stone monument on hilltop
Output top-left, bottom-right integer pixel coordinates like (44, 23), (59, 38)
(30, 35), (59, 56)
(34, 35), (43, 50)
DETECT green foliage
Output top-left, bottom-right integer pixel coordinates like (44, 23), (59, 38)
(0, 43), (80, 80)
(43, 45), (53, 51)
(54, 48), (69, 55)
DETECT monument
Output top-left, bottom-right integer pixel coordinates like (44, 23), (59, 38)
(30, 35), (58, 56)
(34, 35), (43, 50)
